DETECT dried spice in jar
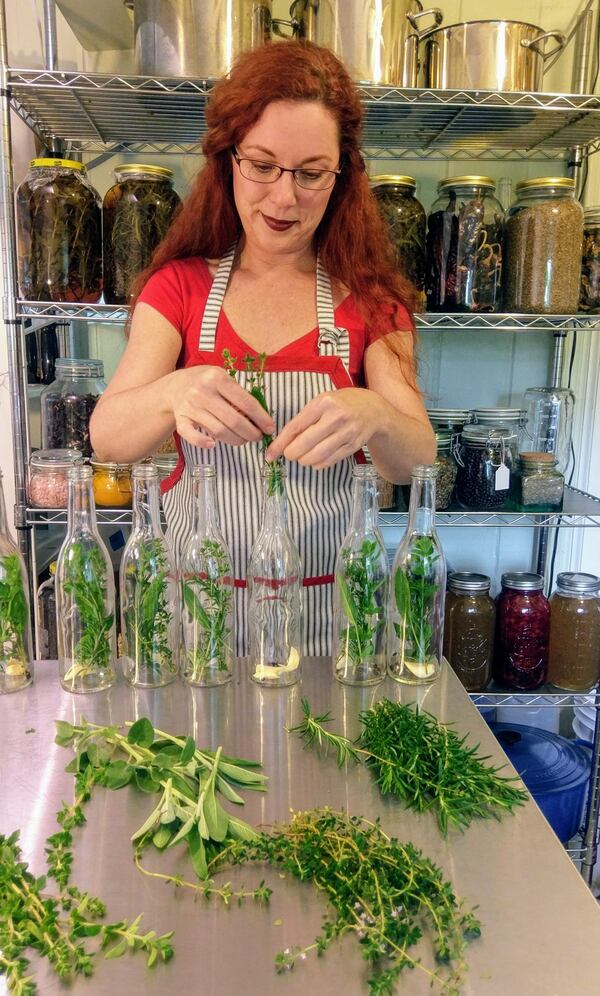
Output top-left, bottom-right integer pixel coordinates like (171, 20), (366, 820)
(443, 573), (495, 691)
(548, 572), (600, 691)
(103, 164), (181, 305)
(371, 175), (426, 305)
(29, 448), (82, 508)
(503, 177), (584, 314)
(494, 573), (550, 691)
(455, 425), (516, 510)
(426, 176), (504, 313)
(16, 158), (102, 302)
(434, 431), (457, 510)
(515, 452), (564, 511)
(580, 206), (600, 313)
(41, 358), (106, 459)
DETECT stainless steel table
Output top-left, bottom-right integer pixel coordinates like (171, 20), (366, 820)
(1, 659), (600, 996)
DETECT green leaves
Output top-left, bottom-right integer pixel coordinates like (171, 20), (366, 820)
(127, 717), (155, 747)
(336, 540), (387, 669)
(60, 542), (113, 678)
(393, 537), (441, 664)
(124, 538), (175, 680)
(0, 553), (29, 671)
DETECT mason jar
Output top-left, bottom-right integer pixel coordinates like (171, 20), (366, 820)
(580, 206), (600, 313)
(548, 572), (600, 691)
(495, 572), (550, 691)
(434, 431), (457, 510)
(426, 176), (504, 312)
(455, 425), (517, 510)
(41, 358), (106, 458)
(371, 175), (426, 304)
(515, 452), (564, 511)
(503, 177), (584, 314)
(443, 572), (495, 691)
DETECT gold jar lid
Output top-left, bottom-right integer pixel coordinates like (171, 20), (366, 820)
(370, 174), (416, 190)
(114, 163), (173, 178)
(30, 157), (86, 172)
(438, 175), (496, 190)
(516, 176), (575, 192)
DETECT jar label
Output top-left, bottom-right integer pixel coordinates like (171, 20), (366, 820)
(495, 463), (510, 491)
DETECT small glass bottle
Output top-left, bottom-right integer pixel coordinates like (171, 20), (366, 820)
(41, 358), (106, 458)
(248, 464), (302, 687)
(56, 464), (116, 693)
(181, 465), (234, 687)
(548, 572), (600, 692)
(371, 175), (426, 305)
(494, 573), (550, 691)
(0, 470), (33, 693)
(388, 465), (446, 684)
(515, 452), (564, 511)
(332, 465), (388, 686)
(580, 207), (600, 313)
(443, 573), (495, 691)
(120, 464), (179, 688)
(37, 562), (57, 660)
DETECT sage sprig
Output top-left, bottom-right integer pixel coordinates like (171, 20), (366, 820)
(337, 540), (387, 669)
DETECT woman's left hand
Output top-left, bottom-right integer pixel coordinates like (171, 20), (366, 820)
(265, 388), (381, 469)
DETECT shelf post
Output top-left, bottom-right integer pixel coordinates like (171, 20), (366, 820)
(42, 0), (64, 156)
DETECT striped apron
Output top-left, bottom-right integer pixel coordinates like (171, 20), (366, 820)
(162, 243), (365, 657)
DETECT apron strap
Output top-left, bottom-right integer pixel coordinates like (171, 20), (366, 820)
(198, 242), (237, 351)
(316, 253), (350, 370)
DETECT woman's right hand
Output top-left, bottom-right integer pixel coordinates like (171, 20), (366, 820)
(165, 365), (275, 449)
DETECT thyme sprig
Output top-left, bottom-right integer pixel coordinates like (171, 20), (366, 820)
(222, 348), (283, 495)
(289, 699), (528, 836)
(60, 542), (114, 685)
(183, 538), (233, 680)
(123, 538), (175, 679)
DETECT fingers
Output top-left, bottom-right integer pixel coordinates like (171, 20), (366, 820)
(175, 415), (217, 449)
(218, 375), (275, 436)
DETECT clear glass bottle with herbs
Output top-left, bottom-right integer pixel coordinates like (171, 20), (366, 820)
(580, 207), (600, 313)
(455, 425), (516, 510)
(0, 470), (33, 693)
(120, 463), (179, 688)
(426, 176), (504, 313)
(503, 177), (584, 314)
(548, 572), (600, 691)
(388, 465), (446, 684)
(494, 573), (550, 691)
(248, 464), (302, 687)
(37, 562), (57, 661)
(16, 158), (102, 302)
(181, 465), (234, 687)
(332, 465), (388, 686)
(443, 573), (495, 691)
(514, 452), (564, 511)
(103, 164), (181, 305)
(55, 464), (116, 693)
(41, 358), (106, 459)
(371, 175), (426, 305)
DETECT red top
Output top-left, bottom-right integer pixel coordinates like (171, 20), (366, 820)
(137, 257), (412, 385)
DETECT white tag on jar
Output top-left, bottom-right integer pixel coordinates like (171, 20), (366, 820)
(495, 463), (510, 491)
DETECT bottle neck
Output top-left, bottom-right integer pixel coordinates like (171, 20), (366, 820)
(67, 475), (98, 536)
(192, 474), (220, 536)
(407, 475), (437, 535)
(350, 474), (379, 533)
(261, 478), (288, 529)
(132, 475), (162, 535)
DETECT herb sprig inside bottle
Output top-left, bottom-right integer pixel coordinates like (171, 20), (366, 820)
(222, 349), (283, 495)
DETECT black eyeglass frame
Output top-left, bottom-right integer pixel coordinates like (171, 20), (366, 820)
(232, 148), (341, 190)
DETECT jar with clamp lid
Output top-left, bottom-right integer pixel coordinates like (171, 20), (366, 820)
(581, 206), (600, 313)
(41, 358), (106, 458)
(443, 573), (495, 691)
(548, 572), (600, 691)
(515, 452), (564, 511)
(455, 425), (516, 510)
(90, 456), (132, 508)
(472, 408), (527, 447)
(427, 408), (473, 435)
(495, 573), (550, 691)
(29, 448), (82, 508)
(371, 175), (426, 304)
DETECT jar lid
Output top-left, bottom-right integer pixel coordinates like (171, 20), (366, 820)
(462, 425), (517, 446)
(427, 407), (473, 425)
(488, 722), (591, 796)
(472, 408), (526, 424)
(435, 429), (453, 451)
(54, 357), (105, 378)
(114, 163), (173, 178)
(90, 454), (132, 472)
(584, 206), (600, 224)
(438, 175), (496, 190)
(30, 448), (83, 469)
(519, 451), (558, 465)
(30, 157), (86, 172)
(556, 571), (600, 593)
(501, 571), (544, 591)
(516, 176), (576, 192)
(370, 174), (416, 190)
(448, 571), (491, 593)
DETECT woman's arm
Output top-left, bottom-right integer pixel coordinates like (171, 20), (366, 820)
(90, 302), (275, 464)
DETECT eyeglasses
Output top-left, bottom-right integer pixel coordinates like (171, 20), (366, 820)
(232, 149), (340, 191)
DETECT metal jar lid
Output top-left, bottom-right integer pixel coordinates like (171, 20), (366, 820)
(501, 572), (544, 592)
(448, 572), (491, 593)
(556, 572), (600, 593)
(438, 175), (496, 190)
(462, 425), (517, 447)
(370, 174), (416, 190)
(427, 407), (473, 427)
(30, 157), (85, 172)
(516, 176), (576, 192)
(472, 408), (526, 425)
(115, 163), (173, 178)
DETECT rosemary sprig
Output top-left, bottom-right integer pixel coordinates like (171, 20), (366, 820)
(222, 348), (283, 495)
(183, 538), (233, 681)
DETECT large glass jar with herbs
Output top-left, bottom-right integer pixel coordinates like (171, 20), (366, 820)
(371, 175), (426, 305)
(426, 176), (504, 313)
(580, 207), (600, 313)
(494, 573), (550, 691)
(443, 573), (495, 692)
(547, 572), (600, 691)
(455, 425), (516, 510)
(41, 358), (106, 459)
(0, 470), (33, 693)
(16, 158), (102, 302)
(103, 164), (181, 304)
(503, 177), (584, 314)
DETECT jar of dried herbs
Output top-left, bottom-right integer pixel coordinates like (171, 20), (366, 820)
(515, 452), (564, 511)
(426, 176), (504, 313)
(16, 158), (102, 302)
(41, 358), (106, 459)
(503, 177), (584, 314)
(580, 206), (600, 313)
(371, 175), (426, 305)
(443, 572), (495, 691)
(434, 431), (457, 510)
(103, 164), (181, 304)
(455, 425), (516, 510)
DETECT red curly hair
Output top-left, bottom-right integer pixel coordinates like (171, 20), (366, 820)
(133, 40), (418, 351)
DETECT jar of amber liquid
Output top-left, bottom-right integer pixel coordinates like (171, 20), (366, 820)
(494, 572), (550, 691)
(90, 456), (132, 507)
(443, 573), (495, 691)
(548, 572), (600, 691)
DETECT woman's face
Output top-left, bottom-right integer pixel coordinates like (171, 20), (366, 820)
(232, 100), (340, 257)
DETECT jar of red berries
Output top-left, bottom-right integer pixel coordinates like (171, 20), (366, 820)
(494, 572), (550, 690)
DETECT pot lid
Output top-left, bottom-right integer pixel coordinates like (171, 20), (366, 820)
(489, 722), (591, 795)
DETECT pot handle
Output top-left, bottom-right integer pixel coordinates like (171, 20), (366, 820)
(521, 30), (566, 61)
(406, 7), (443, 38)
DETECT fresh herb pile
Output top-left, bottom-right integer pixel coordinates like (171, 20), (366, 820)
(212, 807), (480, 996)
(392, 536), (442, 675)
(183, 538), (233, 682)
(59, 542), (114, 687)
(336, 539), (387, 671)
(222, 348), (283, 495)
(0, 553), (29, 678)
(290, 699), (528, 836)
(123, 538), (176, 681)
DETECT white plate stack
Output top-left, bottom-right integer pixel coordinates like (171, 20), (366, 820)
(572, 694), (597, 744)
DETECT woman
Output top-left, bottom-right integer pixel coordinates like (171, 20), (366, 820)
(90, 40), (435, 656)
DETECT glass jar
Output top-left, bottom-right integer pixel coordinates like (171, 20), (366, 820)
(426, 176), (504, 313)
(503, 177), (584, 314)
(37, 562), (57, 660)
(580, 207), (600, 313)
(443, 573), (495, 691)
(515, 452), (564, 511)
(455, 425), (516, 510)
(41, 358), (106, 458)
(494, 572), (550, 691)
(371, 175), (426, 303)
(103, 164), (181, 305)
(427, 408), (473, 435)
(521, 386), (574, 475)
(472, 408), (527, 445)
(90, 456), (132, 508)
(29, 448), (82, 508)
(16, 158), (102, 302)
(548, 572), (600, 691)
(434, 431), (457, 510)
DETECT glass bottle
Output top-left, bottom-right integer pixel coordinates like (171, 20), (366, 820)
(37, 562), (57, 660)
(56, 464), (116, 693)
(0, 470), (33, 693)
(388, 465), (446, 684)
(181, 465), (234, 686)
(41, 357), (106, 458)
(443, 573), (495, 691)
(494, 573), (550, 691)
(521, 386), (574, 475)
(120, 464), (179, 688)
(26, 330), (39, 383)
(580, 207), (600, 313)
(371, 175), (426, 305)
(248, 464), (302, 687)
(39, 324), (59, 385)
(332, 465), (388, 686)
(548, 572), (600, 692)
